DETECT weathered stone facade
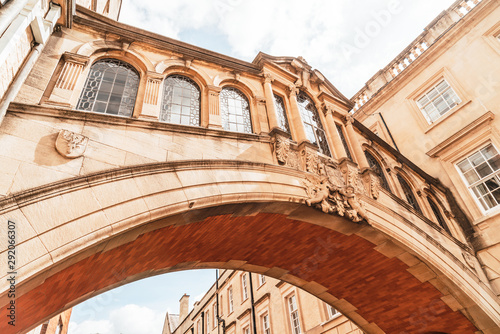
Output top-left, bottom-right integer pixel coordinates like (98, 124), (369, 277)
(0, 0), (499, 333)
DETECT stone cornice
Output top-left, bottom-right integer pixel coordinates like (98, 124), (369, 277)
(7, 102), (270, 143)
(426, 111), (495, 157)
(73, 6), (261, 76)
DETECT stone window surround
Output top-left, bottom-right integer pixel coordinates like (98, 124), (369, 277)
(456, 142), (500, 214)
(406, 67), (471, 133)
(46, 51), (368, 164)
(483, 21), (500, 56)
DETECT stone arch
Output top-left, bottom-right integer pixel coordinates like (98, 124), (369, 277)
(156, 60), (213, 87)
(0, 161), (498, 334)
(75, 40), (155, 72)
(362, 144), (394, 192)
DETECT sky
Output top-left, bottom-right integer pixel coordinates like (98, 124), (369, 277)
(69, 1), (459, 333)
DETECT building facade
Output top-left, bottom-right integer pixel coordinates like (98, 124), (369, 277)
(0, 0), (499, 333)
(164, 270), (361, 334)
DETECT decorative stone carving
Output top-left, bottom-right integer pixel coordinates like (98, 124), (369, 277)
(55, 130), (88, 158)
(270, 131), (299, 169)
(462, 252), (476, 272)
(288, 84), (299, 97)
(301, 145), (319, 174)
(341, 160), (367, 196)
(362, 169), (381, 200)
(302, 166), (368, 223)
(262, 72), (273, 84)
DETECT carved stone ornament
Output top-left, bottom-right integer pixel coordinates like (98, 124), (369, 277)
(301, 146), (319, 174)
(342, 162), (368, 196)
(362, 170), (381, 200)
(302, 166), (369, 223)
(271, 133), (299, 169)
(462, 252), (476, 272)
(55, 129), (89, 158)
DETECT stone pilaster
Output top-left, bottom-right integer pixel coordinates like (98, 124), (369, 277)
(262, 73), (279, 130)
(288, 84), (308, 145)
(322, 103), (348, 160)
(139, 71), (163, 120)
(47, 52), (89, 106)
(207, 85), (222, 129)
(344, 115), (370, 170)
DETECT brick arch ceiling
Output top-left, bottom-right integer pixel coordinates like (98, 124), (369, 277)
(0, 206), (477, 334)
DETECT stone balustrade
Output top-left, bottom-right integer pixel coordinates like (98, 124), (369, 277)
(351, 0), (482, 112)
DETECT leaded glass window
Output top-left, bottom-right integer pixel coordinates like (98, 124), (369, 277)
(427, 197), (450, 233)
(220, 87), (252, 133)
(273, 94), (290, 133)
(297, 92), (331, 157)
(457, 144), (500, 210)
(336, 124), (353, 160)
(365, 151), (390, 192)
(397, 174), (422, 214)
(77, 59), (139, 117)
(160, 75), (200, 126)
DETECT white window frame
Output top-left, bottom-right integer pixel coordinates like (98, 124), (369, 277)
(228, 287), (234, 313)
(288, 294), (302, 334)
(243, 326), (250, 334)
(213, 304), (217, 329)
(262, 313), (271, 334)
(259, 274), (266, 286)
(327, 304), (339, 319)
(416, 79), (461, 123)
(197, 320), (201, 334)
(206, 310), (210, 332)
(241, 273), (248, 301)
(456, 143), (500, 212)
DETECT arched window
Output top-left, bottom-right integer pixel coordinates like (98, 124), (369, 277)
(397, 174), (422, 214)
(77, 59), (139, 117)
(365, 151), (390, 192)
(297, 91), (331, 157)
(220, 87), (252, 133)
(160, 75), (201, 126)
(427, 197), (451, 234)
(273, 94), (290, 133)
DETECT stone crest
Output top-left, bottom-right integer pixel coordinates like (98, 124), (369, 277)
(302, 163), (369, 223)
(271, 132), (299, 169)
(55, 129), (88, 158)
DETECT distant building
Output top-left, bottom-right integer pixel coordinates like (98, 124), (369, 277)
(164, 270), (361, 334)
(25, 309), (72, 334)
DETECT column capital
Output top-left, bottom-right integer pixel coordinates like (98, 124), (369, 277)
(321, 103), (334, 117)
(207, 85), (222, 94)
(262, 72), (274, 84)
(344, 114), (355, 126)
(62, 52), (89, 66)
(288, 84), (299, 97)
(146, 71), (164, 82)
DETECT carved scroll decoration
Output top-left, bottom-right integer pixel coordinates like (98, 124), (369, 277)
(302, 164), (369, 223)
(272, 133), (299, 169)
(55, 129), (89, 158)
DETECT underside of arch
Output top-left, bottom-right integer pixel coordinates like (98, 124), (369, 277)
(0, 203), (478, 334)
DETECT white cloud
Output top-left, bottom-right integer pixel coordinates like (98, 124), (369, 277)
(69, 304), (164, 334)
(119, 0), (457, 97)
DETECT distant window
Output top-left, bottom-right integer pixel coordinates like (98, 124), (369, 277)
(416, 80), (461, 123)
(262, 314), (271, 334)
(336, 124), (353, 160)
(54, 322), (62, 334)
(160, 75), (201, 126)
(228, 287), (234, 313)
(213, 304), (217, 328)
(243, 327), (250, 334)
(427, 197), (451, 233)
(77, 58), (139, 117)
(273, 94), (290, 133)
(327, 305), (339, 318)
(297, 91), (331, 156)
(457, 144), (500, 211)
(259, 274), (266, 286)
(220, 87), (252, 133)
(288, 295), (301, 334)
(206, 310), (210, 331)
(197, 320), (201, 334)
(397, 174), (422, 214)
(242, 273), (248, 301)
(220, 294), (224, 315)
(365, 151), (390, 192)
